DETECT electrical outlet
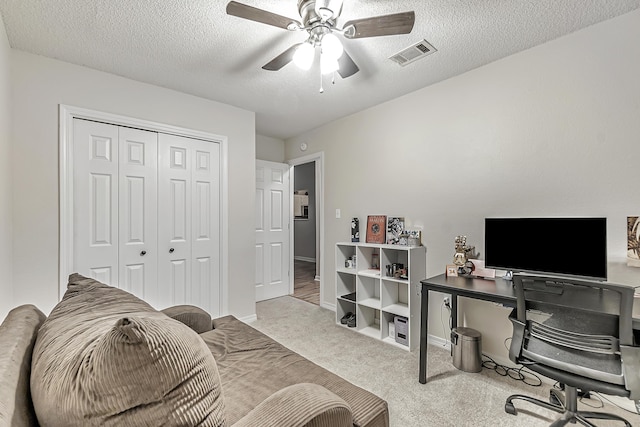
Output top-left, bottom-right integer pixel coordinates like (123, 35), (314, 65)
(444, 296), (451, 308)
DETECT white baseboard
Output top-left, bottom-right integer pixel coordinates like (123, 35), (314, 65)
(314, 275), (320, 282)
(427, 334), (450, 350)
(294, 256), (316, 263)
(599, 394), (638, 414)
(239, 314), (258, 323)
(321, 301), (336, 311)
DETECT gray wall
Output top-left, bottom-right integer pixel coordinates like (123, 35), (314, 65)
(256, 134), (285, 163)
(0, 16), (12, 321)
(285, 9), (640, 361)
(294, 162), (316, 261)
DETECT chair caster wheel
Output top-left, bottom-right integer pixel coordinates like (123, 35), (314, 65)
(505, 401), (517, 415)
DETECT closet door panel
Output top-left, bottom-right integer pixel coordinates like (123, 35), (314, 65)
(191, 141), (221, 317)
(158, 134), (220, 314)
(118, 127), (158, 305)
(158, 134), (192, 309)
(73, 119), (119, 286)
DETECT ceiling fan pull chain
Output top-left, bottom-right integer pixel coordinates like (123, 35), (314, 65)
(319, 71), (324, 93)
(332, 72), (336, 85)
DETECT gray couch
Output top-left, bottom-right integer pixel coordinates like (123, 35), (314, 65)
(0, 274), (388, 427)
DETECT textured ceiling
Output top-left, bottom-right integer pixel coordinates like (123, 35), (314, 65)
(1, 0), (640, 140)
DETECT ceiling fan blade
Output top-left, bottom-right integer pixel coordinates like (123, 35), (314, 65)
(343, 11), (415, 39)
(262, 43), (302, 71)
(227, 1), (302, 31)
(337, 50), (359, 78)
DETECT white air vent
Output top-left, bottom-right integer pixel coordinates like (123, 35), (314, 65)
(389, 39), (437, 66)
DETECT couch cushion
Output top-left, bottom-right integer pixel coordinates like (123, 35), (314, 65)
(30, 274), (225, 427)
(0, 305), (46, 427)
(203, 315), (389, 427)
(161, 304), (212, 333)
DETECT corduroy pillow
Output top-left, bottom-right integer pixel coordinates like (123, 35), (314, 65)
(30, 274), (226, 426)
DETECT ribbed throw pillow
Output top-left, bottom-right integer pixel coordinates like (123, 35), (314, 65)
(30, 274), (226, 426)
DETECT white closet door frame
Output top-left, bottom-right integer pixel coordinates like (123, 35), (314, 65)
(59, 105), (229, 315)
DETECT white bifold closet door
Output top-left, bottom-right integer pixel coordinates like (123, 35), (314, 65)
(73, 119), (221, 316)
(157, 133), (220, 314)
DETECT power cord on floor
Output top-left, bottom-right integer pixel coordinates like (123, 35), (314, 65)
(440, 299), (451, 348)
(481, 353), (543, 387)
(440, 305), (543, 388)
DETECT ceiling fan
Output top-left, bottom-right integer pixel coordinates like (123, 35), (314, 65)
(226, 0), (415, 80)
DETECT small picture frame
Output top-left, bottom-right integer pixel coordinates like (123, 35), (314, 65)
(386, 217), (405, 245)
(366, 215), (387, 244)
(446, 264), (458, 277)
(351, 217), (360, 242)
(628, 216), (640, 267)
(406, 230), (422, 247)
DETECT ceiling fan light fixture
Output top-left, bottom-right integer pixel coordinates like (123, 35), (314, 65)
(293, 42), (315, 70)
(320, 52), (339, 75)
(314, 0), (343, 21)
(321, 33), (343, 59)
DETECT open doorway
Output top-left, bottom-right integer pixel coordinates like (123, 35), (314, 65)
(292, 161), (319, 305)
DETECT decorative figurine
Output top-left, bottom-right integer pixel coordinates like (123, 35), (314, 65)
(453, 235), (479, 276)
(453, 235), (468, 266)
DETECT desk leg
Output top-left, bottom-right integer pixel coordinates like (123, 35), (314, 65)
(419, 286), (429, 384)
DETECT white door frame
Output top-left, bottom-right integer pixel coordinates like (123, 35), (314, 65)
(288, 152), (328, 309)
(58, 105), (229, 315)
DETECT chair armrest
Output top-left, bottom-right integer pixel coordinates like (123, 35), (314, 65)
(508, 308), (526, 365)
(232, 383), (353, 427)
(161, 305), (212, 333)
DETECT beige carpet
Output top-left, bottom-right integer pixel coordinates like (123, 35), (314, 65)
(250, 296), (640, 427)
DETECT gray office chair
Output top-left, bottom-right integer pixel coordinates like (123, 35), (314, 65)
(505, 274), (640, 426)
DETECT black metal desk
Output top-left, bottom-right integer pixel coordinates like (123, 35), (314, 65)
(419, 274), (640, 384)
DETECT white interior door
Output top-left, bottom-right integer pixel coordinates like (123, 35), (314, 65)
(255, 160), (291, 302)
(74, 119), (159, 299)
(158, 133), (221, 316)
(73, 119), (119, 285)
(118, 127), (158, 304)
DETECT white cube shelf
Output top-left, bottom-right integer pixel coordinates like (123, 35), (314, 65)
(335, 242), (426, 350)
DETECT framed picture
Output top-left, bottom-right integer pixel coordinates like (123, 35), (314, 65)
(406, 230), (422, 247)
(366, 215), (386, 244)
(386, 217), (405, 244)
(628, 216), (640, 267)
(446, 264), (458, 277)
(351, 217), (360, 242)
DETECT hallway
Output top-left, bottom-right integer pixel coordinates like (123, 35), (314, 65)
(293, 260), (319, 305)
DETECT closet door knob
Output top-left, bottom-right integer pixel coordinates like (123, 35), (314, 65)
(169, 248), (175, 253)
(140, 250), (147, 256)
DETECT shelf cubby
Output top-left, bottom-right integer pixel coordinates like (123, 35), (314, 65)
(357, 275), (381, 309)
(337, 298), (356, 329)
(336, 271), (356, 302)
(356, 304), (380, 338)
(381, 279), (410, 317)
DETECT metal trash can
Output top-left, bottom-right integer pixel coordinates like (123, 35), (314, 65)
(451, 327), (482, 373)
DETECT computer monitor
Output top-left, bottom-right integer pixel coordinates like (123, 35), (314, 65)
(484, 217), (607, 281)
